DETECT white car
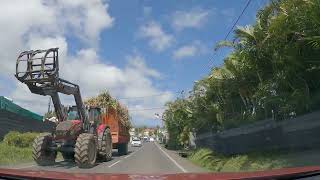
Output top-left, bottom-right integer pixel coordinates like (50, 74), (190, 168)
(131, 138), (142, 147)
(149, 137), (154, 142)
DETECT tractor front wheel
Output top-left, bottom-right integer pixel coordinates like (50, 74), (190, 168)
(32, 133), (56, 166)
(74, 133), (97, 168)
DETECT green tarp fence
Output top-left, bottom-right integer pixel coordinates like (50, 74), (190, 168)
(0, 96), (43, 121)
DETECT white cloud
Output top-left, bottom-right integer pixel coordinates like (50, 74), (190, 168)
(27, 35), (68, 57)
(173, 46), (197, 59)
(0, 0), (113, 75)
(11, 82), (50, 115)
(0, 0), (172, 126)
(172, 8), (210, 30)
(126, 55), (161, 79)
(0, 0), (56, 75)
(50, 0), (114, 45)
(139, 21), (174, 52)
(173, 41), (208, 59)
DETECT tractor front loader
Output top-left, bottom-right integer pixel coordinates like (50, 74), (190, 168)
(15, 48), (112, 168)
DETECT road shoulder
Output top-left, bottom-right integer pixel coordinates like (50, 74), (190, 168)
(0, 162), (36, 170)
(155, 142), (209, 173)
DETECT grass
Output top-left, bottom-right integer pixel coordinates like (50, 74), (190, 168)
(0, 131), (70, 166)
(0, 131), (40, 165)
(0, 142), (33, 165)
(188, 148), (290, 172)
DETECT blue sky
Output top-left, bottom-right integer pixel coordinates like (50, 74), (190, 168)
(0, 0), (268, 127)
(102, 0), (267, 92)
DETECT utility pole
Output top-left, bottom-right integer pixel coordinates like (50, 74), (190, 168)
(47, 97), (51, 113)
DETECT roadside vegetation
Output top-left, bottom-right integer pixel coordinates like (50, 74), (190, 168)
(163, 0), (320, 149)
(0, 131), (39, 165)
(188, 148), (291, 172)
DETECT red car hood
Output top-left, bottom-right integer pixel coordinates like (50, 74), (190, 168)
(0, 166), (320, 180)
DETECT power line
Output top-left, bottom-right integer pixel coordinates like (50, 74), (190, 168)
(202, 0), (253, 72)
(128, 107), (165, 111)
(223, 0), (253, 41)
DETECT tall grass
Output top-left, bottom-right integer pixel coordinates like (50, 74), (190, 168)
(0, 142), (33, 165)
(188, 148), (289, 172)
(0, 131), (40, 165)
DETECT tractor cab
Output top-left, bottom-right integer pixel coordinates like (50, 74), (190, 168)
(66, 106), (101, 122)
(65, 105), (102, 133)
(87, 107), (102, 125)
(66, 106), (80, 120)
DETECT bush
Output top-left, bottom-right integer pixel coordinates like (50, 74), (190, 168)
(3, 131), (40, 148)
(221, 155), (249, 172)
(188, 148), (289, 172)
(189, 148), (226, 171)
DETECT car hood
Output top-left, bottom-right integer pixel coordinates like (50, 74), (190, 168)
(1, 166), (320, 180)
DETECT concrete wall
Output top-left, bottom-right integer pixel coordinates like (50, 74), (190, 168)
(195, 111), (320, 155)
(0, 110), (55, 140)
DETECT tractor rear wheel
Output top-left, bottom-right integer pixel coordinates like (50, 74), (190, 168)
(118, 143), (128, 156)
(32, 133), (56, 166)
(99, 128), (112, 161)
(74, 133), (97, 168)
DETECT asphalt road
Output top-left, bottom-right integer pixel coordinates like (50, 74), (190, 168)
(9, 142), (207, 174)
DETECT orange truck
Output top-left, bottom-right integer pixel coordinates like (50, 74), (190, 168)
(101, 108), (130, 155)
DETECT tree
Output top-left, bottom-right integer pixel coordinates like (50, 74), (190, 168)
(44, 111), (56, 119)
(163, 0), (320, 148)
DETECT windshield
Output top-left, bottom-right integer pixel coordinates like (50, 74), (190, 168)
(1, 0), (320, 178)
(67, 110), (79, 120)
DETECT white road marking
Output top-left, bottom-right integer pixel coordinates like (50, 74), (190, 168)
(124, 146), (142, 159)
(108, 160), (121, 167)
(14, 164), (36, 169)
(155, 143), (187, 173)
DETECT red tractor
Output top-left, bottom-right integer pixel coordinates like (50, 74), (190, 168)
(15, 48), (112, 168)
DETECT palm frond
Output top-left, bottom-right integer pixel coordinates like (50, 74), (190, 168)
(214, 40), (234, 51)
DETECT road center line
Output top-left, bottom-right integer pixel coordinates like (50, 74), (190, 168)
(155, 143), (187, 173)
(108, 160), (121, 168)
